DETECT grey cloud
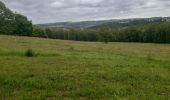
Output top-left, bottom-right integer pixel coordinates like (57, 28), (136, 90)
(1, 0), (170, 24)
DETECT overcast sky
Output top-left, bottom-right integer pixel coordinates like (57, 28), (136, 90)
(1, 0), (170, 24)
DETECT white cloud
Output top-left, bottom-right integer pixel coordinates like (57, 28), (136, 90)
(50, 1), (66, 8)
(79, 0), (103, 4)
(1, 0), (170, 24)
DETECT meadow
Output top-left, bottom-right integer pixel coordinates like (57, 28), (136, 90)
(0, 35), (169, 100)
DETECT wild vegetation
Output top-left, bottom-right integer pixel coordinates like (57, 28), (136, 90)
(0, 35), (170, 99)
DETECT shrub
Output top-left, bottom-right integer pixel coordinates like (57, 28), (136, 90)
(25, 49), (35, 57)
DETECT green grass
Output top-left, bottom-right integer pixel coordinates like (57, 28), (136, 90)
(0, 35), (170, 100)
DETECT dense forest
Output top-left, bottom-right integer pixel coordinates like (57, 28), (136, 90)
(34, 22), (170, 43)
(1, 1), (170, 43)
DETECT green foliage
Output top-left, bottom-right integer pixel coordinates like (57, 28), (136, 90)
(24, 49), (35, 57)
(98, 27), (113, 43)
(0, 1), (32, 36)
(34, 22), (170, 43)
(32, 27), (46, 37)
(0, 1), (15, 34)
(14, 14), (33, 36)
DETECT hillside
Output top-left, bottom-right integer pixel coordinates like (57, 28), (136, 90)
(0, 35), (170, 99)
(37, 17), (170, 29)
(37, 20), (113, 29)
(90, 17), (170, 29)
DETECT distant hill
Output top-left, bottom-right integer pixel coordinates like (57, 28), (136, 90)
(89, 17), (170, 29)
(37, 17), (170, 29)
(37, 20), (113, 29)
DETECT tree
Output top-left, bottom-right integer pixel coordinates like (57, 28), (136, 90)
(98, 27), (113, 43)
(32, 27), (45, 37)
(14, 14), (33, 36)
(0, 1), (33, 36)
(0, 1), (15, 34)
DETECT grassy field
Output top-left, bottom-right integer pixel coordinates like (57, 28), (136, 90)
(0, 35), (169, 100)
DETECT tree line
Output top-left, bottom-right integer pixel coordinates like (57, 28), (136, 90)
(32, 22), (170, 43)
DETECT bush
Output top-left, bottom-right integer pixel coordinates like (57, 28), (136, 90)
(25, 49), (35, 57)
